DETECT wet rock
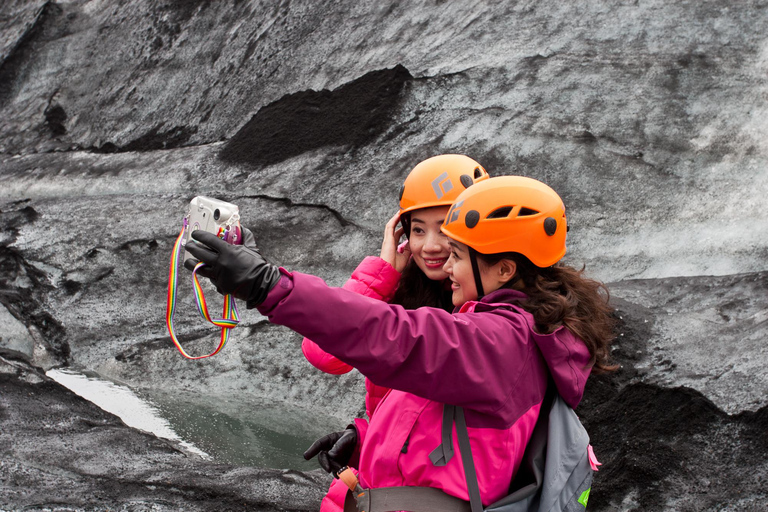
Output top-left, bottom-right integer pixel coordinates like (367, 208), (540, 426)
(579, 284), (768, 510)
(222, 65), (413, 167)
(0, 356), (328, 511)
(610, 272), (768, 415)
(0, 304), (35, 360)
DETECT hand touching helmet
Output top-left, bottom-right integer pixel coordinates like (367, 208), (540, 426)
(379, 212), (411, 273)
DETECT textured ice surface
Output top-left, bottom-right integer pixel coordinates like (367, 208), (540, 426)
(1, 0), (767, 509)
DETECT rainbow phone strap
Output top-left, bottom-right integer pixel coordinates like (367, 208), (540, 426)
(166, 222), (240, 359)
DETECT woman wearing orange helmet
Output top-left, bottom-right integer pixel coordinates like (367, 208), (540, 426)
(300, 154), (489, 512)
(184, 175), (615, 511)
(302, 154), (490, 409)
(440, 176), (614, 371)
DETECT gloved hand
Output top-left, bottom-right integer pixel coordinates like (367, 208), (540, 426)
(303, 426), (357, 475)
(188, 227), (259, 281)
(184, 227), (281, 308)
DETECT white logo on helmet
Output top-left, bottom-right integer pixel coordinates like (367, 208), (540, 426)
(445, 201), (463, 224)
(431, 172), (453, 199)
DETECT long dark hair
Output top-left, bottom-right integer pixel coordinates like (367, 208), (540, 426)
(478, 252), (617, 373)
(390, 259), (454, 311)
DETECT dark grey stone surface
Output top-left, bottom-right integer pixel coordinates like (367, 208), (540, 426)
(0, 356), (328, 511)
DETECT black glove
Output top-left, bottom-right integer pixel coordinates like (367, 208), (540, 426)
(184, 228), (281, 308)
(303, 426), (357, 475)
(187, 227), (258, 279)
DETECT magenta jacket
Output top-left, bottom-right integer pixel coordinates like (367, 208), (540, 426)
(301, 256), (399, 419)
(258, 270), (592, 505)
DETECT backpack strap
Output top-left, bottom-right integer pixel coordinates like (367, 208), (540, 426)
(429, 403), (456, 466)
(348, 486), (472, 512)
(454, 384), (558, 512)
(429, 404), (482, 510)
(455, 406), (484, 512)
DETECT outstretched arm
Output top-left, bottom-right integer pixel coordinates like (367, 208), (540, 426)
(259, 271), (538, 417)
(301, 255), (403, 373)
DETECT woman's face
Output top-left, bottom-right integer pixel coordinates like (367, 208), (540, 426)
(443, 240), (513, 306)
(408, 206), (451, 281)
(443, 239), (478, 306)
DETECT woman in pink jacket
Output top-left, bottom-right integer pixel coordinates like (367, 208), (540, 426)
(301, 154), (489, 511)
(184, 176), (615, 511)
(302, 154), (490, 419)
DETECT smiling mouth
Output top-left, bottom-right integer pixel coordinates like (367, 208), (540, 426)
(423, 258), (447, 268)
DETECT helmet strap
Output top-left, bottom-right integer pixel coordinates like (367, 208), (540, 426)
(401, 213), (411, 240)
(468, 247), (485, 300)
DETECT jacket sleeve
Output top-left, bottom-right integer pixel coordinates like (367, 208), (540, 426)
(301, 257), (401, 374)
(301, 338), (354, 374)
(260, 271), (544, 419)
(344, 256), (402, 302)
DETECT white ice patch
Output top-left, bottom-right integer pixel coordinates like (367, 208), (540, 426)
(46, 368), (209, 459)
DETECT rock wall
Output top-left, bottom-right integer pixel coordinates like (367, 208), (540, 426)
(1, 0), (767, 510)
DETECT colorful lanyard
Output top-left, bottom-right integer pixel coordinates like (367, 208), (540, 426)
(166, 221), (240, 359)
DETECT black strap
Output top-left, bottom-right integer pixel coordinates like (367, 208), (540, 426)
(344, 489), (357, 512)
(429, 404), (456, 466)
(468, 247), (485, 299)
(455, 406), (484, 512)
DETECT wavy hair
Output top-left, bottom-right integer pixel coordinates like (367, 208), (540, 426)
(478, 252), (617, 373)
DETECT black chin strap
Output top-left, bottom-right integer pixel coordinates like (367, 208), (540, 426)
(400, 213), (411, 240)
(468, 247), (484, 300)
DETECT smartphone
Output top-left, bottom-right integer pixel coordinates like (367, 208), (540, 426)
(181, 196), (242, 261)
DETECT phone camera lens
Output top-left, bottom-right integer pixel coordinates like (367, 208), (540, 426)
(213, 209), (221, 221)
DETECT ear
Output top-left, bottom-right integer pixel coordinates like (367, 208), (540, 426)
(497, 259), (517, 285)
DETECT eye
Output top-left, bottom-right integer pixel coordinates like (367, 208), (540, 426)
(412, 226), (425, 235)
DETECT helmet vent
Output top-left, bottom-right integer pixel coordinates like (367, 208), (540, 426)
(518, 207), (539, 217)
(473, 167), (484, 179)
(460, 174), (474, 188)
(465, 210), (480, 228)
(399, 184), (405, 201)
(544, 217), (557, 236)
(487, 206), (513, 219)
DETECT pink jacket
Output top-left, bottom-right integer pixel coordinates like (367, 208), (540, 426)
(259, 270), (592, 506)
(301, 256), (399, 419)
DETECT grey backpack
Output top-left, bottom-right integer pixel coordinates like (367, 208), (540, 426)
(456, 385), (595, 512)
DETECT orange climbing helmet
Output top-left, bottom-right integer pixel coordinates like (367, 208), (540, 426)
(399, 154), (489, 214)
(441, 176), (568, 267)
